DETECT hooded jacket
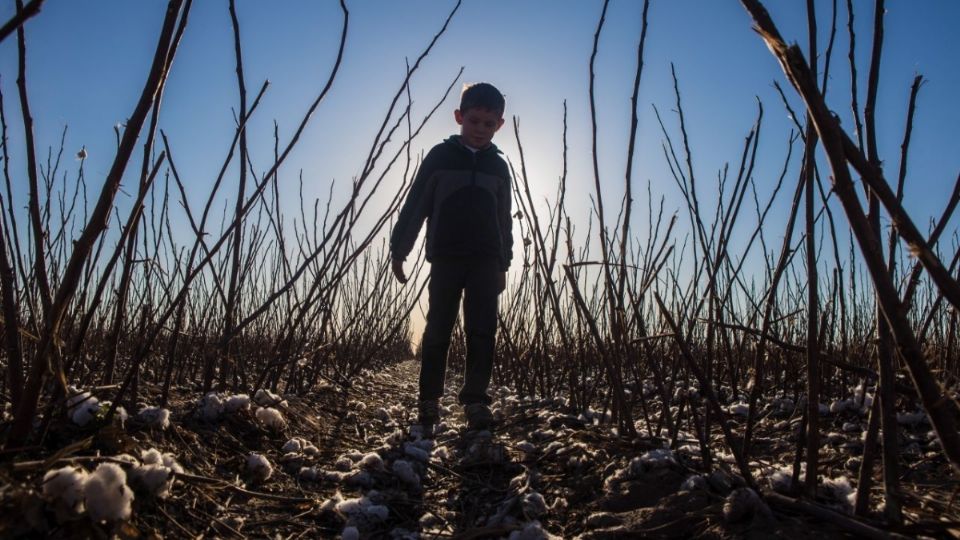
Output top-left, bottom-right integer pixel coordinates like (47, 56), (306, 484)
(390, 135), (513, 271)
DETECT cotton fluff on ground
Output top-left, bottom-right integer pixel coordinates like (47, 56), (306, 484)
(199, 393), (224, 421)
(247, 453), (273, 482)
(224, 394), (251, 413)
(137, 406), (171, 429)
(42, 466), (88, 513)
(254, 388), (286, 407)
(392, 459), (420, 487)
(335, 494), (389, 522)
(67, 390), (100, 426)
(83, 463), (134, 523)
(130, 448), (184, 498)
(255, 407), (285, 430)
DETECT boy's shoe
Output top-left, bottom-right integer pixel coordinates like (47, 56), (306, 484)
(464, 403), (495, 430)
(418, 399), (440, 426)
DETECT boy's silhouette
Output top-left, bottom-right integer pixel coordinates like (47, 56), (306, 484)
(390, 82), (512, 432)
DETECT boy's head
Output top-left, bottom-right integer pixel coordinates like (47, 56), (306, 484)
(455, 82), (505, 149)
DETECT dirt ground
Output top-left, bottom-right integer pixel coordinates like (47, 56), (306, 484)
(1, 360), (958, 539)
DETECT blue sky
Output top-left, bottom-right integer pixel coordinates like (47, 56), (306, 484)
(0, 1), (957, 302)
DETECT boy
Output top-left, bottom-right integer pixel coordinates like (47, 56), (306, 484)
(390, 82), (513, 432)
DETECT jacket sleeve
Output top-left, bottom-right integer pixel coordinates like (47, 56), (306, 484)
(390, 148), (438, 261)
(497, 163), (514, 272)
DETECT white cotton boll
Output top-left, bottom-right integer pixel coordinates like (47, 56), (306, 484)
(818, 403), (830, 415)
(359, 452), (384, 470)
(71, 396), (101, 426)
(727, 402), (750, 417)
(43, 466), (88, 512)
(767, 464), (803, 493)
(521, 491), (548, 519)
(363, 503), (389, 521)
(199, 393), (224, 421)
(681, 474), (707, 492)
(341, 526), (360, 540)
(507, 520), (562, 540)
(303, 444), (320, 456)
(131, 464), (173, 498)
(345, 450), (364, 462)
(345, 470), (374, 488)
(83, 463), (134, 523)
(824, 432), (846, 445)
(822, 476), (854, 510)
(320, 491), (344, 513)
(282, 438), (305, 453)
(99, 402), (127, 424)
(298, 466), (320, 481)
(246, 453), (273, 482)
(392, 459), (420, 487)
(517, 441), (536, 454)
(375, 407), (392, 422)
(639, 448), (676, 471)
(413, 438), (435, 451)
(432, 446), (452, 461)
(542, 441), (564, 456)
(137, 406), (171, 430)
(347, 399), (367, 411)
(334, 455), (354, 471)
(66, 390), (93, 412)
(254, 388), (286, 407)
(403, 442), (430, 462)
(723, 487), (768, 523)
(335, 497), (363, 515)
(530, 429), (554, 441)
(842, 422), (860, 432)
(255, 407), (285, 430)
(224, 394), (251, 413)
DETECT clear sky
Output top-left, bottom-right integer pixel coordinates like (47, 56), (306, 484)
(0, 1), (957, 320)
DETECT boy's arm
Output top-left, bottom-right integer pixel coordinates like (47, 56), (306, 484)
(390, 149), (438, 265)
(497, 166), (514, 273)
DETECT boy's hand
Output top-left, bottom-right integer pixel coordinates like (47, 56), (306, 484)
(496, 271), (506, 293)
(391, 259), (408, 284)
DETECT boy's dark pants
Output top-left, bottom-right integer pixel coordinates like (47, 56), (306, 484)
(419, 257), (500, 406)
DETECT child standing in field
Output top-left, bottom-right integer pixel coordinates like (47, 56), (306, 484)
(390, 82), (513, 432)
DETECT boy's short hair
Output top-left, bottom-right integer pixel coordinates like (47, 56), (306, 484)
(459, 82), (505, 115)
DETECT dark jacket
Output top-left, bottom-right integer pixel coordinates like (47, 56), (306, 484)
(390, 135), (513, 271)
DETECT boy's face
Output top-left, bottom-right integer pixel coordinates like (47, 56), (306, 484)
(454, 107), (505, 149)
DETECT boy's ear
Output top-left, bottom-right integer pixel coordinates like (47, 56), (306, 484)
(454, 109), (463, 125)
(495, 117), (505, 131)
